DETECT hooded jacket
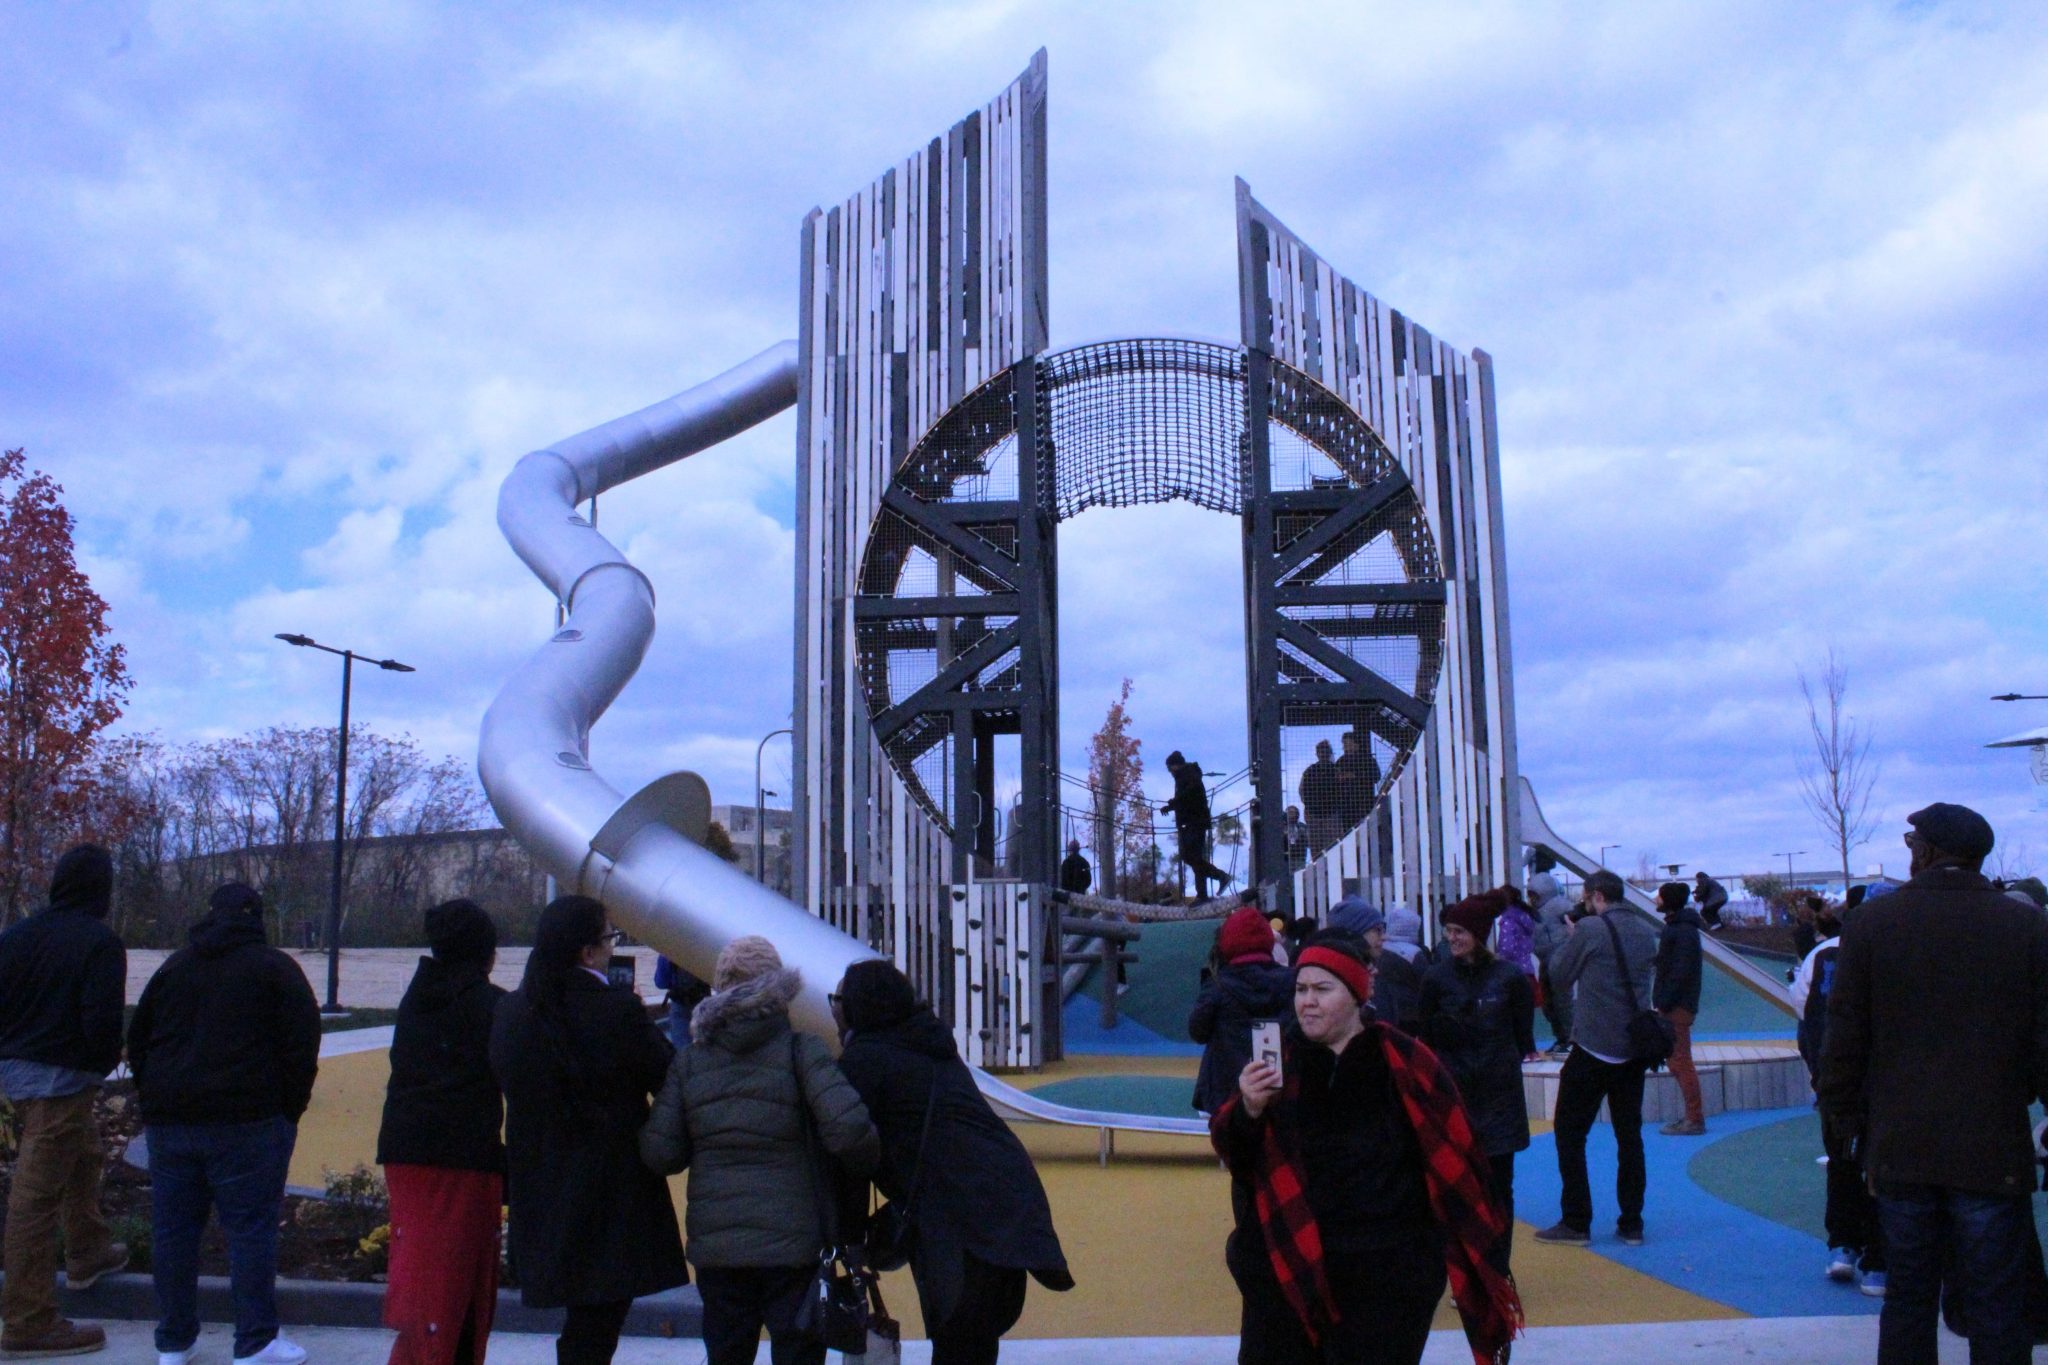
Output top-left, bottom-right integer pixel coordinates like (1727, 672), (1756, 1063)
(128, 904), (321, 1124)
(1188, 957), (1295, 1113)
(1653, 904), (1705, 1014)
(638, 968), (878, 1269)
(376, 954), (507, 1172)
(492, 967), (687, 1308)
(0, 846), (126, 1078)
(835, 1005), (1072, 1323)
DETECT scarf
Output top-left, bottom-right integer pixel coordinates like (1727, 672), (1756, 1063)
(1210, 1022), (1523, 1364)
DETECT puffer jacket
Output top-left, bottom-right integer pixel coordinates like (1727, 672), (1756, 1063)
(1418, 953), (1534, 1156)
(1187, 958), (1295, 1114)
(639, 969), (879, 1268)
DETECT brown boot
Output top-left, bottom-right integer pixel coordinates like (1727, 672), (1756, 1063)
(0, 1320), (107, 1358)
(61, 1245), (129, 1294)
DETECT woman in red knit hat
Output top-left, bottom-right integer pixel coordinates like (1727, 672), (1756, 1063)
(1421, 891), (1538, 1266)
(1212, 933), (1522, 1365)
(1188, 905), (1294, 1114)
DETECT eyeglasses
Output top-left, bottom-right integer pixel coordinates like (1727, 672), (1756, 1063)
(600, 929), (625, 945)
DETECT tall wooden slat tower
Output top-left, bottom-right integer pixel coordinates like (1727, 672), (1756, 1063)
(793, 55), (1520, 1067)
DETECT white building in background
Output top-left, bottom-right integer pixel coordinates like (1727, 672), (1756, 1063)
(714, 804), (793, 898)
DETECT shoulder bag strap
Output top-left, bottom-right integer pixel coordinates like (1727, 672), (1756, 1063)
(1599, 914), (1643, 1013)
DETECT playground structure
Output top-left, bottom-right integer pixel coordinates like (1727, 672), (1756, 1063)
(477, 52), (1791, 1138)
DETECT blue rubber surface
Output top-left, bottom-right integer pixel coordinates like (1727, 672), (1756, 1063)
(1517, 1106), (1878, 1317)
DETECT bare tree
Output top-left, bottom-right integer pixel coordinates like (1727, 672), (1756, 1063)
(1798, 650), (1882, 886)
(1630, 851), (1660, 892)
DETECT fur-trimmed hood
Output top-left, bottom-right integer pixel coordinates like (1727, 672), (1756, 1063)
(689, 966), (801, 1052)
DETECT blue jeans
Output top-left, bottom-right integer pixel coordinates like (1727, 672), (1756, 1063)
(666, 997), (692, 1048)
(148, 1118), (298, 1357)
(1877, 1180), (2032, 1365)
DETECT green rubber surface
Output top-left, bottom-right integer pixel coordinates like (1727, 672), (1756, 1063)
(1026, 1073), (1199, 1119)
(1688, 1109), (2048, 1248)
(1071, 918), (1221, 1041)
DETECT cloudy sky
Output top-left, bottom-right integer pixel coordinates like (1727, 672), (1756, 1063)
(6, 1), (2046, 882)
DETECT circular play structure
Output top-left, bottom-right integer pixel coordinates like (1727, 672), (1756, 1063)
(855, 337), (1447, 852)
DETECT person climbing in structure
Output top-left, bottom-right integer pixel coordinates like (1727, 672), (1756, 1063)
(1333, 729), (1383, 831)
(1162, 750), (1234, 901)
(1298, 739), (1342, 856)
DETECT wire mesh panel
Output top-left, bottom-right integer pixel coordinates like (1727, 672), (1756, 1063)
(1037, 339), (1246, 519)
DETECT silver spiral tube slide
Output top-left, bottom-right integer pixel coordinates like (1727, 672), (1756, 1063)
(479, 343), (1207, 1140)
(479, 341), (876, 1042)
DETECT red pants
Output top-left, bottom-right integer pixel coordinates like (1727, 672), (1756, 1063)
(383, 1164), (502, 1365)
(1663, 1007), (1704, 1124)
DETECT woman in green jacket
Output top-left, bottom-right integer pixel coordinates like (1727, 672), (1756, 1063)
(640, 937), (878, 1365)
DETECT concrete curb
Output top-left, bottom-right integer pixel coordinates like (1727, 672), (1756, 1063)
(40, 1273), (703, 1339)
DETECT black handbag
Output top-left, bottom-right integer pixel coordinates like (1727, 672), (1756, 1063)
(866, 1075), (938, 1273)
(789, 1038), (873, 1354)
(1601, 914), (1677, 1069)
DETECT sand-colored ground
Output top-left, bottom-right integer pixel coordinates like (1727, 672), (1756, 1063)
(295, 1041), (1736, 1339)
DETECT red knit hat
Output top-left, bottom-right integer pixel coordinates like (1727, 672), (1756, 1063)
(1440, 889), (1508, 941)
(1217, 906), (1276, 962)
(1295, 944), (1373, 1001)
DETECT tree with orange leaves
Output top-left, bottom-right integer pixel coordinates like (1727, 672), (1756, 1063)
(0, 449), (130, 925)
(1087, 678), (1149, 899)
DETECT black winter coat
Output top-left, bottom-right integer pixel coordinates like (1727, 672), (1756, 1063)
(0, 858), (126, 1078)
(491, 971), (688, 1308)
(1369, 950), (1425, 1034)
(1418, 954), (1533, 1157)
(1163, 763), (1211, 830)
(1819, 865), (2048, 1197)
(376, 956), (506, 1173)
(836, 1011), (1071, 1324)
(128, 910), (320, 1125)
(1187, 959), (1294, 1114)
(1654, 906), (1704, 1015)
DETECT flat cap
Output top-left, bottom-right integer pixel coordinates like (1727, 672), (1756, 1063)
(1907, 802), (1996, 861)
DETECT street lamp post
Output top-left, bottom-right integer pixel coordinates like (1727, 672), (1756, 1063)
(755, 728), (793, 885)
(1598, 843), (1620, 867)
(1773, 850), (1806, 883)
(275, 633), (415, 1014)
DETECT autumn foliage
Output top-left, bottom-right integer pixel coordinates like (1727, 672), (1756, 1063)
(0, 449), (130, 924)
(1085, 678), (1152, 898)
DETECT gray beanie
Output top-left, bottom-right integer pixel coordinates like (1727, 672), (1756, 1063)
(1527, 872), (1561, 904)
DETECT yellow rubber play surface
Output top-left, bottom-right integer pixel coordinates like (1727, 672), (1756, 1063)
(297, 1045), (1739, 1338)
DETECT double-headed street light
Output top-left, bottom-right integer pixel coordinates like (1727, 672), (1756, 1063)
(275, 633), (415, 1013)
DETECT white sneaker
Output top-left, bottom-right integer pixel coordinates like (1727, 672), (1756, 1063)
(233, 1337), (306, 1365)
(158, 1352), (196, 1365)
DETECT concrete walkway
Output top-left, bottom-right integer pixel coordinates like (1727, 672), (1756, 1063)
(95, 1316), (2006, 1363)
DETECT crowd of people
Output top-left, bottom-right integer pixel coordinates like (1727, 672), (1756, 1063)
(1178, 800), (2047, 1364)
(2, 794), (2044, 1365)
(0, 862), (1072, 1365)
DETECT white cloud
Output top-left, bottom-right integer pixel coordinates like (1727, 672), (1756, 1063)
(5, 0), (2048, 876)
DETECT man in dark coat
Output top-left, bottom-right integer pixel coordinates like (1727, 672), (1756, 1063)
(1692, 871), (1727, 932)
(832, 961), (1070, 1363)
(488, 900), (687, 1355)
(1820, 803), (2048, 1364)
(376, 898), (507, 1365)
(1161, 751), (1232, 900)
(1188, 906), (1295, 1113)
(1297, 740), (1342, 855)
(1058, 840), (1092, 896)
(129, 882), (321, 1365)
(0, 845), (128, 1359)
(1332, 729), (1382, 829)
(1654, 883), (1707, 1136)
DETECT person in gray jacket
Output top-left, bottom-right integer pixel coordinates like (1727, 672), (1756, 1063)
(640, 936), (879, 1365)
(1527, 872), (1576, 1052)
(1533, 869), (1660, 1247)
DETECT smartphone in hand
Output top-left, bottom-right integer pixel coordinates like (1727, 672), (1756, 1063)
(1252, 1020), (1283, 1082)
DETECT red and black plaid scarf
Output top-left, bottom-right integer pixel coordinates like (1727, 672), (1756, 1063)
(1211, 1022), (1523, 1364)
